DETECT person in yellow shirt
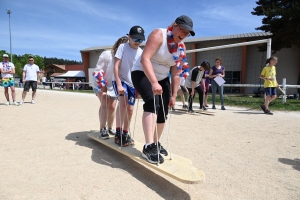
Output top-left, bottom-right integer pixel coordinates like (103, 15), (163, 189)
(259, 56), (278, 115)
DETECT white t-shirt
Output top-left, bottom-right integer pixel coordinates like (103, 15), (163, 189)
(23, 64), (40, 81)
(0, 61), (15, 78)
(42, 77), (46, 82)
(94, 50), (116, 97)
(114, 43), (143, 87)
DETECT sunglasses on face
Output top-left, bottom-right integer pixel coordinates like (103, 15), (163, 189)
(178, 25), (190, 36)
(132, 38), (144, 43)
(29, 60), (34, 61)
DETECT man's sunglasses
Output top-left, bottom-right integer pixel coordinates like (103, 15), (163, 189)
(132, 38), (144, 43)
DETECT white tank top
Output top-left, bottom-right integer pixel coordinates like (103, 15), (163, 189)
(132, 28), (175, 81)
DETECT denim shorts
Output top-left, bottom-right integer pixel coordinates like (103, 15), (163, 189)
(264, 87), (277, 96)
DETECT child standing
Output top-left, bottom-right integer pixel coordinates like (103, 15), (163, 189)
(259, 56), (279, 115)
(113, 26), (145, 146)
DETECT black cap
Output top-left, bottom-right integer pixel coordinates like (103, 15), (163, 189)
(128, 25), (145, 40)
(175, 15), (195, 36)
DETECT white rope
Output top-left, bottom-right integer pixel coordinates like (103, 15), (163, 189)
(153, 94), (160, 167)
(132, 98), (139, 139)
(159, 94), (172, 160)
(118, 95), (123, 149)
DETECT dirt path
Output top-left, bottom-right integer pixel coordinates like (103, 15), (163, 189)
(0, 87), (299, 200)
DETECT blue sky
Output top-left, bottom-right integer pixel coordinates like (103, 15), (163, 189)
(0, 0), (263, 62)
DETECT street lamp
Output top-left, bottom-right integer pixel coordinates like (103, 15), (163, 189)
(6, 8), (12, 62)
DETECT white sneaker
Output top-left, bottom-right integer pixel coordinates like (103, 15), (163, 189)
(13, 101), (19, 106)
(19, 100), (24, 105)
(31, 100), (35, 104)
(5, 101), (10, 106)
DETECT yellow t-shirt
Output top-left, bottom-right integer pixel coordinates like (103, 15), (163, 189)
(261, 66), (277, 88)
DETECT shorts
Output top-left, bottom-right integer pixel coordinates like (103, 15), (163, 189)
(112, 81), (136, 106)
(93, 86), (117, 99)
(24, 81), (38, 92)
(42, 82), (47, 86)
(202, 82), (210, 95)
(264, 87), (277, 96)
(1, 78), (15, 87)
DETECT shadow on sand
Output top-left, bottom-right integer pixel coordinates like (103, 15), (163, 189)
(278, 158), (300, 171)
(65, 131), (191, 200)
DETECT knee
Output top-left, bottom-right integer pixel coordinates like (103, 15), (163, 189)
(143, 99), (159, 113)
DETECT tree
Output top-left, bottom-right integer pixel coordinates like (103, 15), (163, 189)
(252, 0), (300, 52)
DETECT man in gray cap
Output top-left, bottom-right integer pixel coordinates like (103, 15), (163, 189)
(0, 54), (19, 105)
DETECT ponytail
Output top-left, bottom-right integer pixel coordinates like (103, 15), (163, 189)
(266, 56), (278, 65)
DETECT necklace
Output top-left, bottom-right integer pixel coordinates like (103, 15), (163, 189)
(167, 26), (189, 78)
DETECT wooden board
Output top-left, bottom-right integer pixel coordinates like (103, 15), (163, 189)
(173, 108), (215, 116)
(88, 131), (205, 184)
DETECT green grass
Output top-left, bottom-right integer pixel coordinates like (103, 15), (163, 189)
(177, 94), (300, 111)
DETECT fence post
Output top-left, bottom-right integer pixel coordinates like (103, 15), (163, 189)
(282, 78), (286, 104)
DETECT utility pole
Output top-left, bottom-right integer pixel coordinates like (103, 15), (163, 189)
(6, 9), (12, 62)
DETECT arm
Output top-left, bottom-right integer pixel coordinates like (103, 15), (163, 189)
(22, 71), (26, 82)
(209, 69), (215, 78)
(37, 71), (40, 84)
(0, 68), (12, 74)
(113, 58), (124, 94)
(191, 81), (195, 96)
(140, 29), (163, 94)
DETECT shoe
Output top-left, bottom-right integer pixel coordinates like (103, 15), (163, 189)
(142, 143), (164, 164)
(108, 128), (116, 135)
(188, 109), (195, 114)
(5, 101), (10, 106)
(265, 109), (273, 115)
(115, 133), (130, 147)
(204, 104), (209, 107)
(212, 105), (216, 109)
(19, 100), (24, 105)
(124, 133), (134, 145)
(221, 106), (226, 110)
(158, 142), (168, 156)
(99, 128), (109, 140)
(202, 106), (207, 111)
(13, 101), (19, 106)
(182, 104), (188, 109)
(260, 105), (266, 113)
(31, 100), (35, 104)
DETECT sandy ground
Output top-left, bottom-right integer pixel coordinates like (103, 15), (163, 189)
(0, 87), (299, 200)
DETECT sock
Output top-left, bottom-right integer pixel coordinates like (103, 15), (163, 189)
(145, 143), (152, 148)
(122, 130), (128, 136)
(116, 127), (121, 135)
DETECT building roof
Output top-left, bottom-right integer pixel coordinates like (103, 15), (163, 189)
(80, 32), (272, 52)
(45, 64), (66, 71)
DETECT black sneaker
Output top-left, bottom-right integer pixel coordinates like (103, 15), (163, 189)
(202, 106), (207, 110)
(260, 105), (266, 113)
(115, 134), (130, 147)
(221, 106), (226, 110)
(123, 132), (134, 145)
(182, 104), (188, 109)
(265, 109), (273, 115)
(108, 128), (116, 135)
(99, 128), (109, 140)
(142, 143), (164, 164)
(212, 105), (216, 109)
(158, 142), (168, 156)
(188, 109), (195, 114)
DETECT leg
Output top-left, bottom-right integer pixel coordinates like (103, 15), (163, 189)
(107, 97), (117, 129)
(178, 89), (186, 106)
(115, 95), (126, 131)
(10, 86), (17, 101)
(32, 91), (37, 100)
(211, 80), (217, 107)
(4, 87), (9, 101)
(187, 87), (195, 111)
(219, 84), (224, 106)
(195, 86), (204, 109)
(22, 90), (27, 101)
(97, 92), (107, 129)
